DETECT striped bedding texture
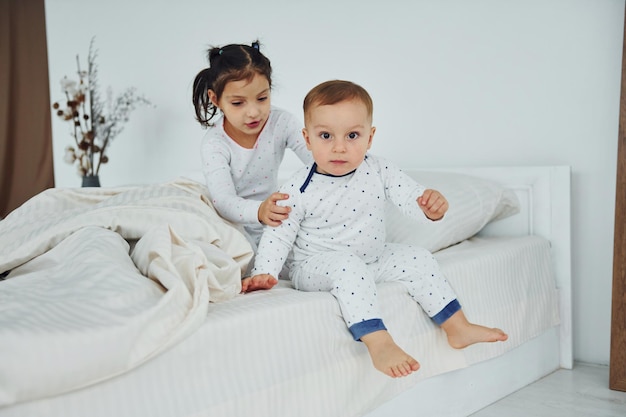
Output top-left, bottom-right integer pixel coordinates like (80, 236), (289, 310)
(0, 235), (559, 417)
(0, 179), (254, 407)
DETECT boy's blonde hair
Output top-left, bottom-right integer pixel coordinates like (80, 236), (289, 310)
(303, 80), (373, 123)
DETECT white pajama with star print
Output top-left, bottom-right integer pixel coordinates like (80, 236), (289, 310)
(251, 154), (460, 340)
(201, 106), (312, 247)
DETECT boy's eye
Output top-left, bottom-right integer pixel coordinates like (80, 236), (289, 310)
(320, 132), (331, 140)
(258, 96), (268, 102)
(348, 132), (359, 140)
(231, 101), (242, 106)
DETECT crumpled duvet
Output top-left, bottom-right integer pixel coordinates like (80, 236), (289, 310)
(0, 178), (253, 406)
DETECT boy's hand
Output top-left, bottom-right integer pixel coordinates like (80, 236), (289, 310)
(241, 274), (278, 293)
(417, 189), (448, 221)
(258, 192), (290, 226)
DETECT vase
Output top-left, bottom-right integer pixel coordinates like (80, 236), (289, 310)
(82, 175), (101, 187)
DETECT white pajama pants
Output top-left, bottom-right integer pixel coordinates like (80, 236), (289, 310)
(289, 243), (458, 337)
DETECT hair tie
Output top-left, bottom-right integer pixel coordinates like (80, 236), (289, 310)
(218, 49), (223, 55)
(251, 42), (259, 50)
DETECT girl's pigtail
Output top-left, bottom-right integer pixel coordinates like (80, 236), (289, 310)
(192, 67), (217, 127)
(207, 46), (223, 65)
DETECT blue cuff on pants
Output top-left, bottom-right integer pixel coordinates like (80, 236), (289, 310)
(349, 318), (387, 341)
(431, 299), (461, 325)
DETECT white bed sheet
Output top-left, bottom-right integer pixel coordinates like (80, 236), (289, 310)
(0, 235), (559, 417)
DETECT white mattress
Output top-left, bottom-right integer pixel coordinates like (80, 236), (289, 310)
(0, 235), (559, 417)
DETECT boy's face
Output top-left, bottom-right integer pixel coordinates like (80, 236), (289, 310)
(302, 99), (375, 176)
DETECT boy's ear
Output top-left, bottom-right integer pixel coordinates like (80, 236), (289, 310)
(208, 90), (218, 107)
(302, 128), (313, 150)
(367, 126), (376, 149)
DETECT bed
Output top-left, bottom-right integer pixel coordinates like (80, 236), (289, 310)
(0, 165), (572, 417)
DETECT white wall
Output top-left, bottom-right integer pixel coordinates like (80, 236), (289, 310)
(45, 0), (624, 366)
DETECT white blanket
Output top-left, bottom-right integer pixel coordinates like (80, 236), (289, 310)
(0, 179), (253, 406)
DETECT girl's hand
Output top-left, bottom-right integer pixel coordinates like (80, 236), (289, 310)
(258, 192), (290, 226)
(241, 274), (278, 293)
(417, 189), (448, 221)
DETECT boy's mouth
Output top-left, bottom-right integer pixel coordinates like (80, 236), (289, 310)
(246, 120), (261, 129)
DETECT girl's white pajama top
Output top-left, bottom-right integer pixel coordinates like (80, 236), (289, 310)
(201, 107), (312, 247)
(251, 154), (461, 340)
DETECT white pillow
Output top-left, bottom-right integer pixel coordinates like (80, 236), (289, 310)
(385, 171), (520, 253)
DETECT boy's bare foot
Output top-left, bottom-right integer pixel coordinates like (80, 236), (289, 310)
(241, 274), (278, 293)
(441, 310), (508, 349)
(361, 330), (420, 378)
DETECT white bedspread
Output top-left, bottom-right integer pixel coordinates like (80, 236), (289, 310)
(0, 179), (253, 406)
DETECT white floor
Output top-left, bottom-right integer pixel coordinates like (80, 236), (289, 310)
(471, 362), (626, 417)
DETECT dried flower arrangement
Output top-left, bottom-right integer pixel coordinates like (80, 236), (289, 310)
(52, 37), (152, 182)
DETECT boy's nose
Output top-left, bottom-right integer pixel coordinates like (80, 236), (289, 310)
(332, 139), (346, 152)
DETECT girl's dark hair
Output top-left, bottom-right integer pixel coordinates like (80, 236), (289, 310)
(192, 40), (272, 127)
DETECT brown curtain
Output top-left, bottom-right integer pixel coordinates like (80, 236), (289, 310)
(0, 0), (54, 219)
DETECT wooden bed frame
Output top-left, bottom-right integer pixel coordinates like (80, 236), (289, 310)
(365, 165), (572, 417)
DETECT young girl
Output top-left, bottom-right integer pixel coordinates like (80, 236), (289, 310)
(192, 40), (312, 255)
